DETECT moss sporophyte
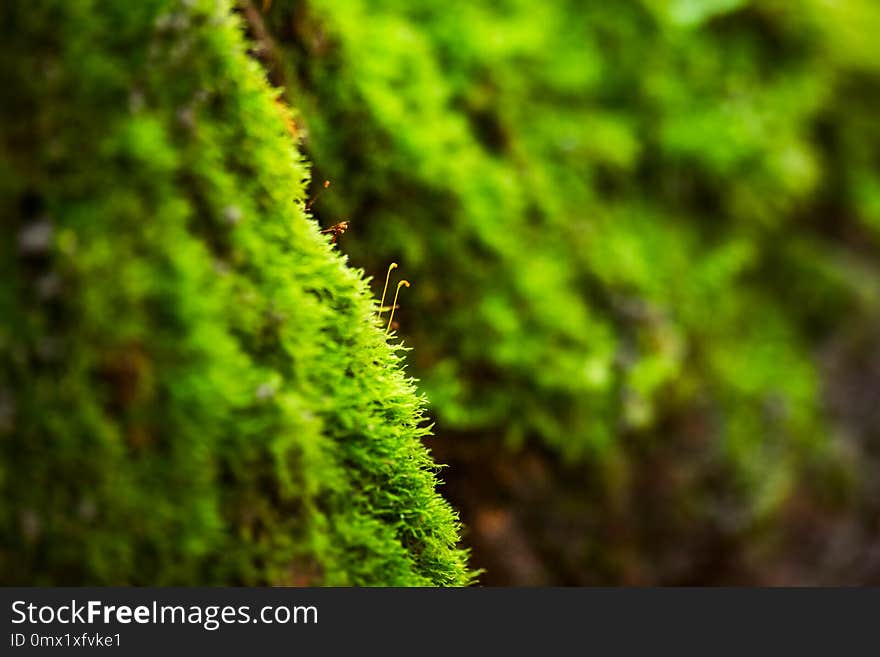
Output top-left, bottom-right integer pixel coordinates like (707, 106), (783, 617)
(386, 280), (410, 335)
(306, 179), (331, 211)
(377, 262), (410, 334)
(378, 262), (398, 318)
(320, 220), (349, 244)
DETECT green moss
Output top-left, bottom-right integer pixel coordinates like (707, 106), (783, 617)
(0, 0), (472, 586)
(260, 0), (880, 578)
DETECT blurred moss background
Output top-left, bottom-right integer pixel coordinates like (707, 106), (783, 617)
(254, 0), (880, 584)
(3, 0), (880, 586)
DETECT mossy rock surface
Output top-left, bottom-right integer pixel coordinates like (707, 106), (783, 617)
(0, 0), (472, 586)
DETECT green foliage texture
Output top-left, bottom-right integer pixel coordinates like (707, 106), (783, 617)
(0, 0), (472, 585)
(259, 0), (880, 580)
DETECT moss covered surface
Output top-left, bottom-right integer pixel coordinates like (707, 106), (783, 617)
(259, 0), (880, 582)
(0, 0), (472, 585)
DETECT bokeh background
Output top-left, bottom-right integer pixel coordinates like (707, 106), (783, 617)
(4, 0), (880, 586)
(255, 0), (880, 584)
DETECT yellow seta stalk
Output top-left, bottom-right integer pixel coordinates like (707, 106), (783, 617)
(386, 280), (410, 335)
(378, 262), (398, 319)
